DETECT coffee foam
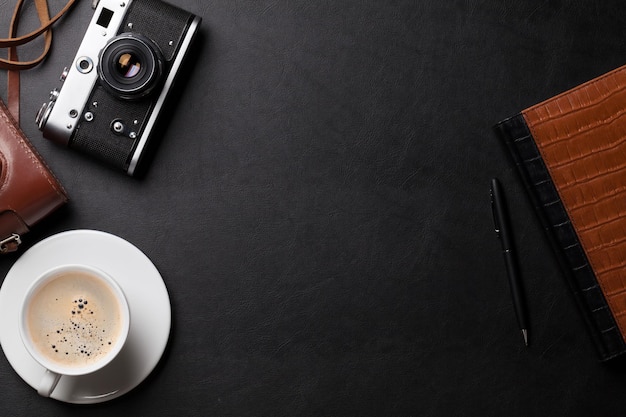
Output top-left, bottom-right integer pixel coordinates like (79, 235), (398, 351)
(25, 271), (124, 369)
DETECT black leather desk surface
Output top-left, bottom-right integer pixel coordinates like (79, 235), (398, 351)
(2, 0), (626, 415)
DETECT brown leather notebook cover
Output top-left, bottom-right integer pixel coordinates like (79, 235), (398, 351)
(495, 65), (626, 361)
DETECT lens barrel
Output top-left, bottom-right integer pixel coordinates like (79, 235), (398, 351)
(98, 33), (163, 99)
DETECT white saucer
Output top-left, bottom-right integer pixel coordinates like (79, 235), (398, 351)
(0, 230), (171, 404)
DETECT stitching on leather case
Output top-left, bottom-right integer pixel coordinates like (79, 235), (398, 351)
(0, 148), (6, 194)
(0, 100), (67, 201)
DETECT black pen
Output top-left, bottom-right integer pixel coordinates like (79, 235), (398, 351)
(490, 178), (529, 346)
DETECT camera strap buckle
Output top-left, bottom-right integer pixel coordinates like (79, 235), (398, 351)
(0, 233), (21, 254)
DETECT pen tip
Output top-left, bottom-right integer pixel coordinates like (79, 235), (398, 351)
(521, 329), (528, 347)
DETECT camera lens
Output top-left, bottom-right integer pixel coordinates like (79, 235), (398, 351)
(98, 33), (163, 99)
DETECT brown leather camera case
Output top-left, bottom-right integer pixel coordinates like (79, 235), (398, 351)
(0, 98), (67, 253)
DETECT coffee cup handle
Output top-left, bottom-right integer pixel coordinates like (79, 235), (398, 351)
(37, 369), (62, 397)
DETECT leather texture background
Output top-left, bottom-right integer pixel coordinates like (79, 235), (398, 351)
(2, 0), (626, 415)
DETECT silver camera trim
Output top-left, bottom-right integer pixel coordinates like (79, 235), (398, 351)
(126, 15), (200, 175)
(40, 0), (130, 147)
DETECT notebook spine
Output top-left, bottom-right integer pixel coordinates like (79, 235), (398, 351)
(493, 114), (626, 361)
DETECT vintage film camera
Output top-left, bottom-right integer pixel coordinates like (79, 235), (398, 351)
(36, 0), (201, 176)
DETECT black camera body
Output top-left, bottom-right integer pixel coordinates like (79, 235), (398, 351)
(36, 0), (201, 175)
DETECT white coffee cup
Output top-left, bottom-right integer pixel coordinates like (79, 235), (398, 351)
(19, 264), (130, 397)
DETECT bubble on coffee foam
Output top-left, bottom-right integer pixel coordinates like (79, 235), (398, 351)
(42, 295), (115, 362)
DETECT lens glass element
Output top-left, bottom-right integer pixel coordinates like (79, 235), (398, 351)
(98, 34), (163, 99)
(117, 53), (142, 78)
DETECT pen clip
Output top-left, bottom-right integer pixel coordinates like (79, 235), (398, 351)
(490, 180), (501, 237)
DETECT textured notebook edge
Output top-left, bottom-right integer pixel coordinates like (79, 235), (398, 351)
(493, 114), (626, 361)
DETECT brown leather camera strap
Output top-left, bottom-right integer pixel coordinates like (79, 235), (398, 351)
(0, 0), (77, 121)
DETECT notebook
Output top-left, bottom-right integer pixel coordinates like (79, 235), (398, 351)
(494, 65), (626, 361)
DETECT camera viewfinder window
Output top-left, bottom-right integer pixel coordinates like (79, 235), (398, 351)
(96, 8), (114, 28)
